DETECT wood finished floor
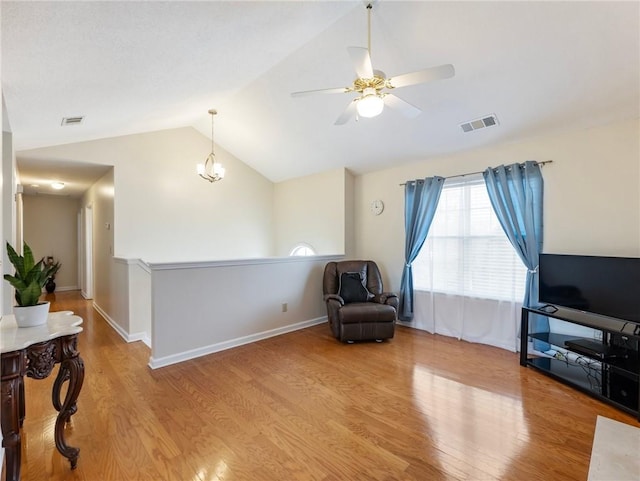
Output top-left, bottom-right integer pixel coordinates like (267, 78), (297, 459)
(8, 290), (640, 481)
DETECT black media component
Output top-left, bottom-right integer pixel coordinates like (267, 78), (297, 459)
(606, 370), (639, 408)
(538, 253), (640, 324)
(564, 338), (615, 360)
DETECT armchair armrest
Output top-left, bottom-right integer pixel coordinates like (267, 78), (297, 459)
(324, 294), (345, 306)
(374, 292), (398, 304)
(324, 294), (343, 336)
(380, 292), (399, 312)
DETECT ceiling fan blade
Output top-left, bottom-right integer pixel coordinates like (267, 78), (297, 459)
(334, 100), (358, 125)
(347, 46), (374, 79)
(291, 87), (349, 98)
(388, 64), (455, 89)
(384, 94), (422, 119)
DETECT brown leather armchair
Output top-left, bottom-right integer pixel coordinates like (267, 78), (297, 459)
(323, 260), (398, 342)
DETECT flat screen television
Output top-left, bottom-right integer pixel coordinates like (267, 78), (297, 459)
(538, 253), (640, 323)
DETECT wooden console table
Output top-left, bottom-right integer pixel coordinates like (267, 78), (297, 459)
(1, 311), (84, 481)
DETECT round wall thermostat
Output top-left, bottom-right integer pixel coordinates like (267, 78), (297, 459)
(370, 199), (384, 215)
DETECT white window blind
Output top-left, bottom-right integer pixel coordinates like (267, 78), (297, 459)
(413, 176), (527, 302)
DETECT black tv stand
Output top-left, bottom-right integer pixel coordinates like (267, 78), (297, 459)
(521, 305), (640, 420)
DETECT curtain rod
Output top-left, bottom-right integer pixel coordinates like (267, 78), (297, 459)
(398, 160), (553, 186)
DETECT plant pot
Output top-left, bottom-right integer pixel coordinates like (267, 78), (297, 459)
(14, 301), (50, 328)
(45, 277), (56, 293)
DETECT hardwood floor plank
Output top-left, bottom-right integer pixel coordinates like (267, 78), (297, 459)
(5, 290), (639, 480)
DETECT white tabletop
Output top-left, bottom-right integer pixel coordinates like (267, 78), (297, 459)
(0, 311), (83, 353)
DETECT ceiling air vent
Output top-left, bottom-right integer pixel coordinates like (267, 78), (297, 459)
(61, 116), (84, 126)
(460, 114), (499, 133)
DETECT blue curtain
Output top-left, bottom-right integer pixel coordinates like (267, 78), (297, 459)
(483, 161), (547, 346)
(399, 176), (445, 321)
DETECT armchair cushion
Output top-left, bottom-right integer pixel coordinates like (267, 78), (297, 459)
(338, 272), (373, 304)
(338, 302), (396, 325)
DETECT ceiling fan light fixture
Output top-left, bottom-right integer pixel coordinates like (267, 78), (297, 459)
(357, 88), (384, 118)
(290, 2), (453, 125)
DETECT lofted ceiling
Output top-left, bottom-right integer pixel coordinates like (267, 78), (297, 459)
(2, 1), (639, 192)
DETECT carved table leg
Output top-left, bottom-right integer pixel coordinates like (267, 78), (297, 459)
(52, 364), (70, 412)
(1, 350), (26, 481)
(18, 376), (25, 428)
(52, 335), (84, 469)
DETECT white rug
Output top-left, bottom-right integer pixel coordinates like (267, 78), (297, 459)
(588, 416), (640, 480)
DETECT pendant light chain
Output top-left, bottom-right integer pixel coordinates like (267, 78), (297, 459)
(210, 109), (216, 155)
(367, 3), (372, 56)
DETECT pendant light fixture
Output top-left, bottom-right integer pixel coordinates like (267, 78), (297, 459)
(197, 109), (225, 183)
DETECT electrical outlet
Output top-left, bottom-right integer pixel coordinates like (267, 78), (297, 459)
(282, 303), (288, 313)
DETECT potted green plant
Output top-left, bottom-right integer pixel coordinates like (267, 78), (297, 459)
(4, 241), (60, 327)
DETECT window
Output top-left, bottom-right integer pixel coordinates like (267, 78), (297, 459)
(413, 176), (527, 302)
(290, 243), (316, 256)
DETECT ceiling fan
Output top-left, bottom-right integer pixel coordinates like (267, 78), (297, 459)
(291, 2), (455, 125)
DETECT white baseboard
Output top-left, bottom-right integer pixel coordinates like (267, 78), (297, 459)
(56, 285), (79, 292)
(41, 285), (78, 293)
(92, 302), (325, 366)
(128, 331), (152, 348)
(148, 316), (327, 370)
(93, 302), (150, 345)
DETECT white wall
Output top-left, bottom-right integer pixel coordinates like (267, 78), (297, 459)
(542, 121), (640, 255)
(128, 259), (151, 344)
(2, 94), (16, 315)
(148, 255), (338, 368)
(84, 255), (151, 346)
(344, 168), (356, 258)
(19, 127), (276, 262)
(273, 168), (347, 256)
(99, 257), (129, 336)
(354, 118), (640, 291)
(0, 92), (5, 481)
(22, 194), (80, 290)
